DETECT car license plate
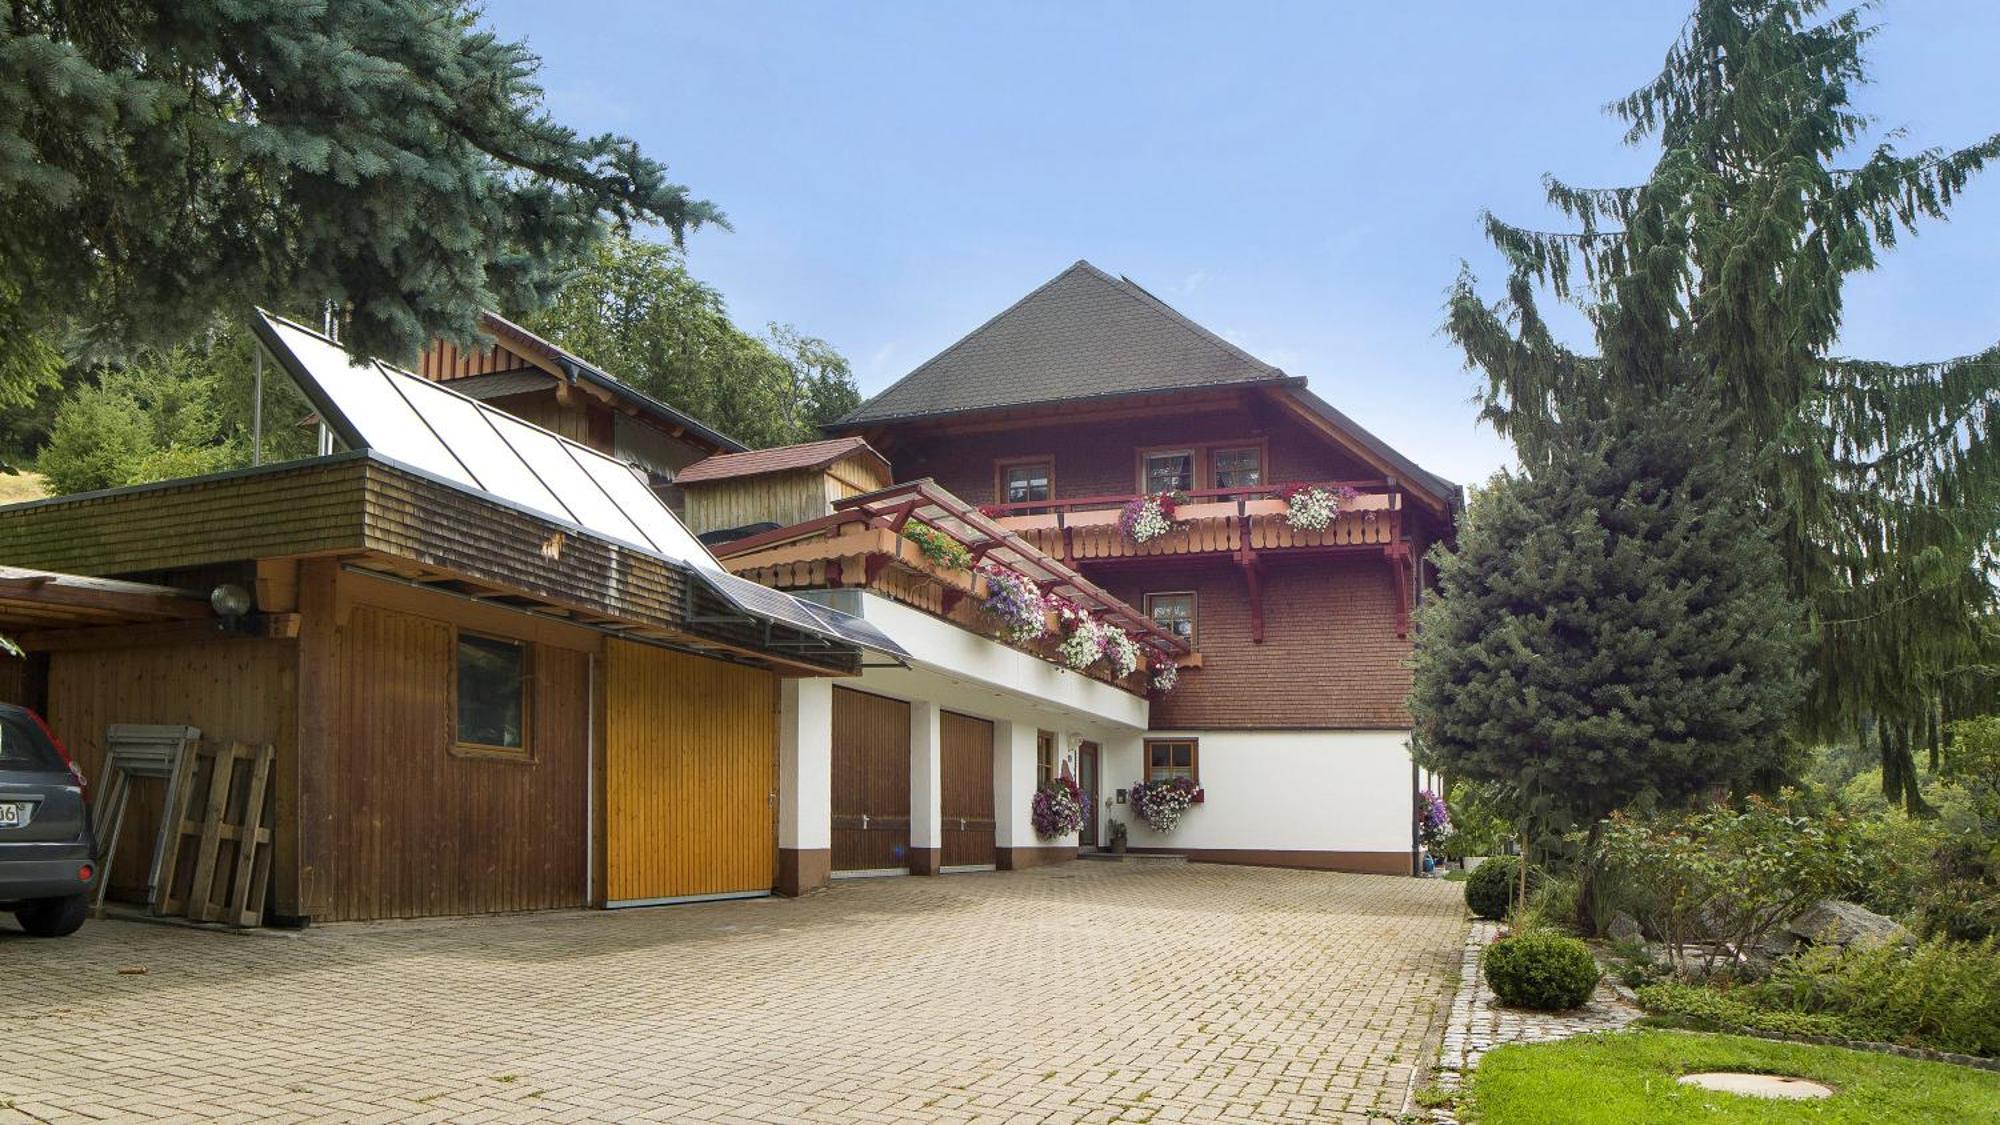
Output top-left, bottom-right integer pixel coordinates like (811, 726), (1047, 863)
(0, 802), (27, 828)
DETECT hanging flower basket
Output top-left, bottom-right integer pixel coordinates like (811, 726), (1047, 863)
(1277, 484), (1360, 532)
(1104, 628), (1142, 679)
(1031, 775), (1085, 838)
(1119, 491), (1184, 544)
(1054, 599), (1105, 670)
(979, 564), (1049, 644)
(1150, 662), (1179, 694)
(1129, 775), (1203, 833)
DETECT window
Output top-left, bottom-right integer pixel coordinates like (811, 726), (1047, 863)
(1145, 738), (1198, 783)
(1212, 446), (1263, 489)
(998, 458), (1053, 507)
(1143, 450), (1194, 494)
(456, 632), (529, 755)
(1144, 592), (1196, 647)
(1037, 730), (1058, 785)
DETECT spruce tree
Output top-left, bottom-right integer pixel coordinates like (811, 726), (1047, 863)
(1410, 396), (1806, 831)
(0, 0), (717, 393)
(1445, 0), (2000, 810)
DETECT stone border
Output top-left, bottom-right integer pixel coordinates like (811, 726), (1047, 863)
(1424, 921), (1641, 1123)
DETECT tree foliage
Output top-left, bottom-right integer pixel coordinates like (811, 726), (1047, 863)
(0, 0), (716, 396)
(1445, 0), (2000, 811)
(524, 236), (860, 448)
(1411, 395), (1807, 828)
(36, 318), (315, 496)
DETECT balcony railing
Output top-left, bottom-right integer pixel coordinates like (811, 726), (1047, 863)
(981, 480), (1402, 563)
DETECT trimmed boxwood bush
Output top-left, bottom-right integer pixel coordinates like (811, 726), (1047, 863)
(1484, 932), (1600, 1010)
(1465, 856), (1522, 920)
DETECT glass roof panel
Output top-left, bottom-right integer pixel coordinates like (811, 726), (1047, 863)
(477, 411), (652, 550)
(389, 375), (572, 519)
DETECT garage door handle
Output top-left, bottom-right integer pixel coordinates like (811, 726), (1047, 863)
(861, 813), (869, 830)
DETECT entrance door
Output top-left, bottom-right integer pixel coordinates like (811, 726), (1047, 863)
(604, 640), (777, 905)
(1077, 741), (1100, 849)
(940, 711), (996, 868)
(831, 688), (911, 872)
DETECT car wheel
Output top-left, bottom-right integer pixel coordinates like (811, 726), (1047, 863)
(15, 894), (88, 937)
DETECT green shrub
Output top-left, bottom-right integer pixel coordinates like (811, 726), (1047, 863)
(1759, 937), (2000, 1057)
(1483, 932), (1600, 1010)
(1595, 794), (1861, 978)
(1465, 856), (1523, 920)
(1637, 938), (2000, 1057)
(1637, 980), (1855, 1039)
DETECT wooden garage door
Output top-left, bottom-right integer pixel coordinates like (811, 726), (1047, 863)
(831, 687), (910, 872)
(941, 711), (996, 868)
(605, 640), (777, 904)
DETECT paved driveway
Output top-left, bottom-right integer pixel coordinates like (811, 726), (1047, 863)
(2, 862), (1464, 1123)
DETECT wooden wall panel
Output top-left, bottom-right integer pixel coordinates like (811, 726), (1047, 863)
(830, 687), (911, 871)
(682, 470), (835, 537)
(941, 711), (996, 867)
(328, 603), (589, 920)
(604, 640), (777, 902)
(43, 637), (294, 904)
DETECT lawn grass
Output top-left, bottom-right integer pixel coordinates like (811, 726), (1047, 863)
(0, 470), (47, 504)
(1466, 1030), (2000, 1124)
(1441, 868), (1470, 882)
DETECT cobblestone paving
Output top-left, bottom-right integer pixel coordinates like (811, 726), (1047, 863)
(2, 862), (1464, 1123)
(1428, 920), (1642, 1123)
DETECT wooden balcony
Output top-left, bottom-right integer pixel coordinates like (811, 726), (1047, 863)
(983, 481), (1417, 640)
(984, 481), (1402, 564)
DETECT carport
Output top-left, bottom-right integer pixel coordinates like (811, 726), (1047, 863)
(0, 567), (224, 707)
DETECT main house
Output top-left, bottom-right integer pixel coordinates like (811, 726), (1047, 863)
(0, 261), (1456, 923)
(819, 261), (1460, 874)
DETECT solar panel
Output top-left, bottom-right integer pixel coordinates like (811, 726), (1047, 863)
(255, 312), (901, 657)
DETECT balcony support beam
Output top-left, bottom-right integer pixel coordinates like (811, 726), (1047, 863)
(1236, 549), (1266, 645)
(1386, 542), (1413, 638)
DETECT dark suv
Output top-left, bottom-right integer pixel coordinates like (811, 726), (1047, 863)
(1, 703), (98, 937)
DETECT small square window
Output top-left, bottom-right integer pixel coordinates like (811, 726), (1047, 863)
(1144, 592), (1196, 647)
(1000, 460), (1053, 507)
(1213, 447), (1263, 489)
(457, 633), (528, 753)
(1143, 451), (1194, 494)
(1145, 739), (1198, 782)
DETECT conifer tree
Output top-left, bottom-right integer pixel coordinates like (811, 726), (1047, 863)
(1445, 0), (2000, 810)
(1410, 396), (1806, 834)
(0, 0), (716, 394)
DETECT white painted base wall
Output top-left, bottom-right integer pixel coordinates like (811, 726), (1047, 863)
(1101, 730), (1415, 857)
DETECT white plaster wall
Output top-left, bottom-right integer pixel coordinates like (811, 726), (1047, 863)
(778, 678), (832, 851)
(1103, 730), (1415, 855)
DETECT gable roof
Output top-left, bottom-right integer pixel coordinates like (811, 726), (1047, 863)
(837, 261), (1294, 426)
(675, 436), (889, 485)
(463, 312), (747, 455)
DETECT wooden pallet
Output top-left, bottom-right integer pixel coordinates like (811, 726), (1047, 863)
(154, 741), (276, 927)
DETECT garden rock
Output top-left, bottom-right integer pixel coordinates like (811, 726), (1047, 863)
(1784, 900), (1911, 951)
(1607, 911), (1643, 942)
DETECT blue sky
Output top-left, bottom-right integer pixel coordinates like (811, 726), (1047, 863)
(482, 1), (2000, 486)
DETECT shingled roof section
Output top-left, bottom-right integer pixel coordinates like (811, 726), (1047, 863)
(837, 260), (1295, 426)
(675, 436), (888, 484)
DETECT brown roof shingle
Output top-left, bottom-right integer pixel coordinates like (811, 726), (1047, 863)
(837, 260), (1292, 426)
(675, 436), (888, 484)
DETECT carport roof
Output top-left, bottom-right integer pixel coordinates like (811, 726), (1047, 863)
(0, 566), (214, 634)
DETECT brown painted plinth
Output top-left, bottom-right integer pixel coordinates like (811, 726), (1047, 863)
(996, 845), (1078, 871)
(1129, 847), (1414, 876)
(906, 847), (941, 875)
(776, 848), (832, 897)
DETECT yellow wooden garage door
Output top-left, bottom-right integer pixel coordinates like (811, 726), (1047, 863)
(605, 640), (778, 904)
